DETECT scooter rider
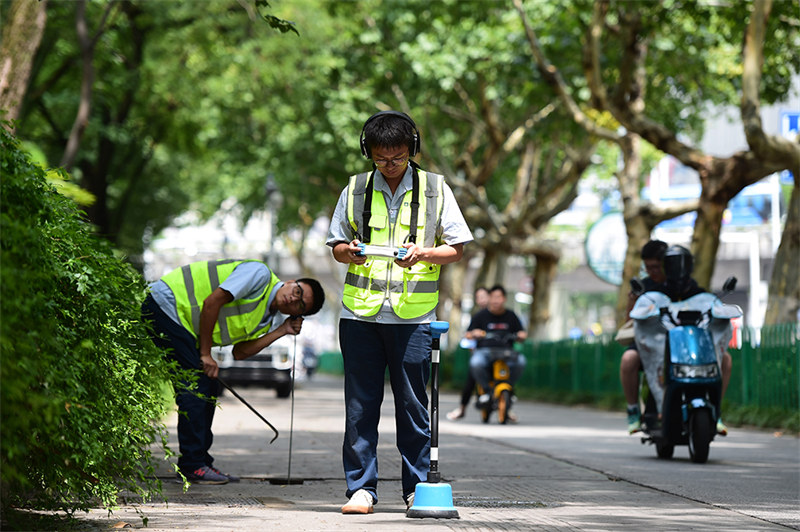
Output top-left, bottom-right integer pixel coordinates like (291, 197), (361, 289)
(655, 245), (732, 435)
(467, 284), (527, 409)
(447, 286), (489, 421)
(621, 240), (668, 434)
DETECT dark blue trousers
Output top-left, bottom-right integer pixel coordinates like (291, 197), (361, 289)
(339, 319), (431, 504)
(142, 294), (221, 474)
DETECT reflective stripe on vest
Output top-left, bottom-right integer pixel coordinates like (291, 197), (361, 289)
(343, 169), (444, 319)
(161, 260), (279, 345)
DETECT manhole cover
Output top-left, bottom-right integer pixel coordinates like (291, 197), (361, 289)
(454, 496), (549, 509)
(162, 496), (266, 507)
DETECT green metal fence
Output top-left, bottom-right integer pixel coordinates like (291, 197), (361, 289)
(317, 323), (799, 412)
(447, 323), (800, 412)
(727, 323), (800, 410)
(448, 337), (624, 402)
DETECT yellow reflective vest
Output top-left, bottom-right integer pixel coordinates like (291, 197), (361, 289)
(161, 259), (279, 345)
(343, 167), (445, 319)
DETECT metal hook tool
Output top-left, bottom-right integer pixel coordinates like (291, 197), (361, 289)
(217, 376), (280, 444)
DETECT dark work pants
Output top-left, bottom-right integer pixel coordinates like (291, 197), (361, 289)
(142, 294), (221, 473)
(469, 347), (526, 393)
(339, 319), (432, 504)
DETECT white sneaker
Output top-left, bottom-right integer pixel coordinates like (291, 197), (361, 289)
(477, 393), (491, 406)
(405, 492), (415, 511)
(342, 489), (374, 514)
(446, 407), (465, 420)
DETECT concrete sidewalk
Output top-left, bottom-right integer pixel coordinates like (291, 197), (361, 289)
(74, 375), (789, 531)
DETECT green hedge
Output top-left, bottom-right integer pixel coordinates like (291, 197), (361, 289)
(1, 124), (177, 514)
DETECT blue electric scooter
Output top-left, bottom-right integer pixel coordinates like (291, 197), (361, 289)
(630, 277), (741, 463)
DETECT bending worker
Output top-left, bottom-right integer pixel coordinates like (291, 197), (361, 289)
(142, 259), (324, 484)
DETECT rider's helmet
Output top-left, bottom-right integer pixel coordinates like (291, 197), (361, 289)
(663, 245), (693, 295)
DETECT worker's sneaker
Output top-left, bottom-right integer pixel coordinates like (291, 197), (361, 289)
(183, 466), (229, 485)
(627, 406), (642, 434)
(209, 466), (240, 482)
(716, 418), (729, 436)
(342, 489), (374, 514)
(477, 393), (491, 407)
(446, 406), (465, 421)
(405, 492), (415, 512)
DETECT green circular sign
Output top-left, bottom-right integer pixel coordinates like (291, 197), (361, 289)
(584, 211), (627, 286)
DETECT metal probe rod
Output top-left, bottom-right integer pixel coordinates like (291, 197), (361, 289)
(217, 376), (280, 444)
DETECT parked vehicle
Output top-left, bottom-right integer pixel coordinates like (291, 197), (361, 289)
(473, 332), (521, 425)
(630, 277), (741, 463)
(213, 342), (294, 398)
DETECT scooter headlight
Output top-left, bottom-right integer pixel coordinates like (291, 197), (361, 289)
(672, 363), (719, 379)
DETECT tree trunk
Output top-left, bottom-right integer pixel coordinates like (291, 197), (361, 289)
(475, 248), (507, 289)
(528, 250), (558, 340)
(617, 215), (652, 324)
(0, 0), (47, 125)
(690, 195), (726, 290)
(616, 133), (647, 325)
(764, 182), (800, 325)
(60, 0), (93, 171)
(442, 258), (469, 342)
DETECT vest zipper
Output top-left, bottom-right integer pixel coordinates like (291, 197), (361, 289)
(384, 193), (396, 299)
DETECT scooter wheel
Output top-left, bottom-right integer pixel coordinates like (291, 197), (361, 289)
(497, 390), (512, 425)
(688, 410), (713, 463)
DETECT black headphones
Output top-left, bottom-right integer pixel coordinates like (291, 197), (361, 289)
(359, 110), (421, 159)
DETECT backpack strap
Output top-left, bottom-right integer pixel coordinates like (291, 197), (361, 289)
(349, 171), (373, 242)
(406, 163), (421, 244)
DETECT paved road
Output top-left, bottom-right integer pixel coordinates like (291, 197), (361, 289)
(77, 374), (798, 531)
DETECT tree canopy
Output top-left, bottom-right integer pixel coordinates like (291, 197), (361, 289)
(4, 0), (798, 325)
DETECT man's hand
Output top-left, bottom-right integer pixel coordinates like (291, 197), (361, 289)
(232, 317), (304, 360)
(200, 353), (219, 378)
(199, 287), (233, 376)
(335, 239), (367, 265)
(281, 316), (304, 336)
(466, 328), (486, 340)
(396, 242), (423, 268)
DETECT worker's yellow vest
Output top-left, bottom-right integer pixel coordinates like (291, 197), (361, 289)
(343, 169), (445, 319)
(161, 260), (279, 345)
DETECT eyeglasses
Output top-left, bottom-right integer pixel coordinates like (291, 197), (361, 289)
(373, 154), (409, 168)
(292, 282), (306, 314)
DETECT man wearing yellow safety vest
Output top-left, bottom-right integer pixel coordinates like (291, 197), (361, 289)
(142, 260), (324, 484)
(327, 111), (472, 515)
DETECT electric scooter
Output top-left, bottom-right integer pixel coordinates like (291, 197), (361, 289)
(472, 331), (521, 425)
(630, 277), (741, 463)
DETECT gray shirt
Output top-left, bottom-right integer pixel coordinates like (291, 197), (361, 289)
(326, 165), (473, 324)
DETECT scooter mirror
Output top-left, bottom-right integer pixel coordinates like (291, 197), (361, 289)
(722, 276), (737, 294)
